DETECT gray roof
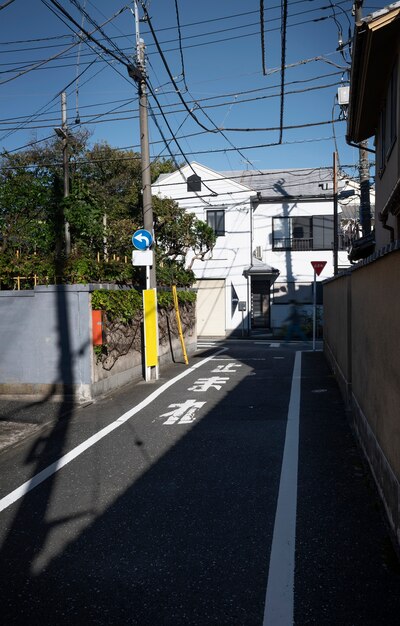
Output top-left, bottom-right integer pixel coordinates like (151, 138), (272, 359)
(220, 168), (342, 200)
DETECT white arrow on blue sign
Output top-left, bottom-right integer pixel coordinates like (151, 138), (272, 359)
(132, 229), (153, 250)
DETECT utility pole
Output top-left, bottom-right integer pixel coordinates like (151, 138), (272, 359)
(128, 1), (156, 290)
(353, 0), (371, 236)
(128, 2), (159, 383)
(333, 151), (339, 275)
(61, 92), (71, 256)
(55, 92), (71, 257)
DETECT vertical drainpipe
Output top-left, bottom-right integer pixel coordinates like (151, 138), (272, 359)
(248, 197), (255, 335)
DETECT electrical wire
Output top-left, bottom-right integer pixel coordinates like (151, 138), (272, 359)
(0, 0), (17, 9)
(260, 0), (267, 75)
(140, 2), (214, 134)
(173, 0), (188, 91)
(0, 7), (352, 76)
(146, 77), (217, 198)
(279, 0), (289, 143)
(67, 0), (131, 64)
(41, 0), (130, 67)
(185, 89), (265, 174)
(0, 69), (345, 127)
(74, 0), (87, 125)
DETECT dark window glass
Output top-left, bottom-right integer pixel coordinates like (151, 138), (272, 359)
(207, 209), (225, 236)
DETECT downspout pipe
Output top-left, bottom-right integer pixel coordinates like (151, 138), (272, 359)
(379, 211), (395, 242)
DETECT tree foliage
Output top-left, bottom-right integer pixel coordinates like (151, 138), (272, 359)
(0, 135), (215, 288)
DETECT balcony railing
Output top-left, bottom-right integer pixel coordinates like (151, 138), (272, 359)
(272, 237), (348, 251)
(272, 237), (313, 251)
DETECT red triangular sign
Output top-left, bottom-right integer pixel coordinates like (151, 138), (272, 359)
(311, 261), (327, 276)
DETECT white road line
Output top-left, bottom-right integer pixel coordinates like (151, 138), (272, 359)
(263, 351), (302, 626)
(0, 349), (227, 514)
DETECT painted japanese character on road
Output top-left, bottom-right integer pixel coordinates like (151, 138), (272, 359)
(187, 376), (229, 392)
(211, 363), (242, 373)
(160, 399), (206, 425)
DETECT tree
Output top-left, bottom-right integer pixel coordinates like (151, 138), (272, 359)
(0, 136), (213, 288)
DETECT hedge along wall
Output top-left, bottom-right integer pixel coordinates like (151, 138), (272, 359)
(0, 284), (196, 402)
(91, 288), (196, 397)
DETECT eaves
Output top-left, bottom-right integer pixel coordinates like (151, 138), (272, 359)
(347, 4), (400, 143)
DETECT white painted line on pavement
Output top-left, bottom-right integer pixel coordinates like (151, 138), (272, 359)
(0, 349), (227, 514)
(263, 351), (302, 626)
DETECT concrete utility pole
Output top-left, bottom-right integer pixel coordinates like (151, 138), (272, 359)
(55, 92), (71, 257)
(333, 151), (339, 275)
(128, 1), (156, 289)
(61, 92), (71, 256)
(353, 0), (372, 236)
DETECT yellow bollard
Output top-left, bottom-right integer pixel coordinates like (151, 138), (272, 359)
(172, 285), (189, 365)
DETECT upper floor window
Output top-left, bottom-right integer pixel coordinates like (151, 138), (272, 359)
(187, 174), (202, 192)
(272, 215), (334, 251)
(207, 209), (225, 236)
(379, 61), (398, 173)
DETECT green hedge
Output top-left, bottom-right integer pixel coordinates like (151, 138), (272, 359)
(91, 288), (196, 322)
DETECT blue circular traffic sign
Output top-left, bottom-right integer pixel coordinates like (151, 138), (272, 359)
(132, 229), (153, 250)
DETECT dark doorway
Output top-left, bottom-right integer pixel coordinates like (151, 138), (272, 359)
(251, 278), (271, 328)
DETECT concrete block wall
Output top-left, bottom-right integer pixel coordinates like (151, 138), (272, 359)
(323, 246), (400, 546)
(0, 285), (196, 402)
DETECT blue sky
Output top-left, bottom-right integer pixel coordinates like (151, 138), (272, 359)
(0, 0), (387, 178)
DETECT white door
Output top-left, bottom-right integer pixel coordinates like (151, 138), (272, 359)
(195, 279), (226, 337)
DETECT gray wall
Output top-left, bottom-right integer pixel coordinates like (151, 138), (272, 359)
(0, 284), (197, 402)
(0, 285), (92, 399)
(324, 244), (400, 546)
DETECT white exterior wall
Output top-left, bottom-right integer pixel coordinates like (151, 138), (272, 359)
(153, 163), (253, 335)
(252, 200), (338, 331)
(152, 163), (351, 335)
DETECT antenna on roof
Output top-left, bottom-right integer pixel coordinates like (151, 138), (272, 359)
(240, 159), (260, 171)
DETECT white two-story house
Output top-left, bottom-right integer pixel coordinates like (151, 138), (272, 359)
(152, 162), (354, 337)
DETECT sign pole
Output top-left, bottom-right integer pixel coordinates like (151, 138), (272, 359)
(313, 268), (317, 351)
(310, 261), (327, 352)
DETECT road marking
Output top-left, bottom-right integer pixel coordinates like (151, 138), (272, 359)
(263, 351), (302, 626)
(0, 349), (226, 514)
(212, 363), (242, 373)
(160, 399), (206, 425)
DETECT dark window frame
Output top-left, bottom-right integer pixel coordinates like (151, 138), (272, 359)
(207, 209), (225, 236)
(272, 215), (335, 251)
(378, 59), (398, 176)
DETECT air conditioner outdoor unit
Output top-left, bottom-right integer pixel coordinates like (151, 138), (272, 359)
(254, 246), (262, 260)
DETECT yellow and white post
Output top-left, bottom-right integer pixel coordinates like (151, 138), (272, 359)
(143, 288), (159, 381)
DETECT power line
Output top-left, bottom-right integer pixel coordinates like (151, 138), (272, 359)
(173, 0), (188, 91)
(0, 1), (349, 47)
(146, 77), (217, 199)
(41, 0), (130, 67)
(260, 0), (267, 75)
(0, 0), (17, 10)
(279, 0), (289, 143)
(140, 2), (213, 135)
(67, 0), (131, 64)
(0, 79), (343, 131)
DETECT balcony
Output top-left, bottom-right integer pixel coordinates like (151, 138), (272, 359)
(272, 237), (314, 251)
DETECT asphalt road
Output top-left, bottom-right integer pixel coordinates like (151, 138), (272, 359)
(0, 341), (399, 625)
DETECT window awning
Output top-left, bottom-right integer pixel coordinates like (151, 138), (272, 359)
(243, 259), (280, 282)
